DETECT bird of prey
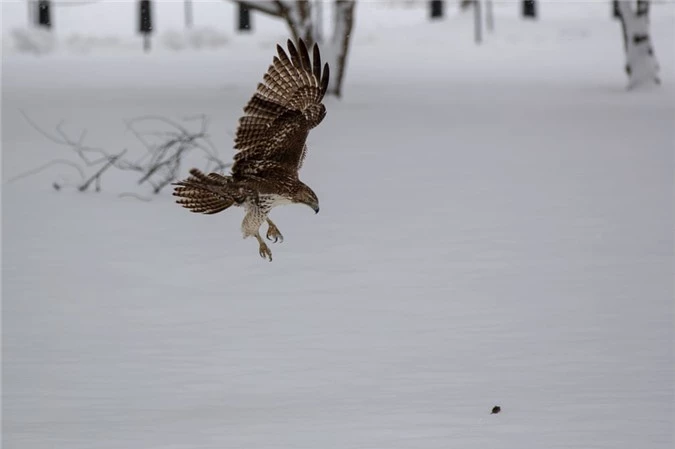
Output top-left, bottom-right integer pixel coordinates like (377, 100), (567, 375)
(172, 39), (329, 262)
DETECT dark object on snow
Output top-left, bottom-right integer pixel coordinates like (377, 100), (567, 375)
(138, 0), (153, 52)
(612, 0), (621, 19)
(37, 1), (51, 28)
(474, 0), (482, 44)
(430, 1), (444, 19)
(239, 3), (252, 32)
(491, 405), (501, 414)
(184, 0), (193, 28)
(138, 0), (153, 34)
(522, 0), (536, 19)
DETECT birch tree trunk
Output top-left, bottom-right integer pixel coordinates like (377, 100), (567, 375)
(616, 0), (660, 89)
(233, 0), (356, 97)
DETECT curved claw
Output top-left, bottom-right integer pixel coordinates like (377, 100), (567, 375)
(266, 225), (284, 244)
(258, 244), (273, 262)
(266, 234), (283, 244)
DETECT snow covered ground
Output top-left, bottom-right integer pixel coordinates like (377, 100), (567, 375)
(2, 2), (674, 448)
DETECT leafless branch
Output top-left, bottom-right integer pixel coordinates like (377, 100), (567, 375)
(20, 110), (113, 167)
(78, 149), (127, 192)
(12, 113), (231, 199)
(7, 159), (86, 184)
(119, 192), (152, 202)
(234, 1), (284, 17)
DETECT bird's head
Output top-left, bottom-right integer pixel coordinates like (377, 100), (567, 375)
(294, 184), (320, 214)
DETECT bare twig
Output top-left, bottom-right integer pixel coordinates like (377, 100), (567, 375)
(234, 1), (283, 17)
(78, 149), (127, 192)
(13, 113), (229, 198)
(7, 159), (86, 184)
(119, 193), (152, 202)
(126, 115), (192, 135)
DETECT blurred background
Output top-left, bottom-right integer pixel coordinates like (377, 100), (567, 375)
(2, 2), (674, 449)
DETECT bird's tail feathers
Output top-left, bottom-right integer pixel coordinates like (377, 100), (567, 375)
(173, 168), (235, 215)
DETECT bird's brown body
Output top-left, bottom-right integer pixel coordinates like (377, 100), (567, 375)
(172, 39), (329, 261)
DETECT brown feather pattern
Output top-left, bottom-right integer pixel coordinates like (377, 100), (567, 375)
(172, 39), (328, 258)
(173, 168), (239, 214)
(232, 38), (329, 174)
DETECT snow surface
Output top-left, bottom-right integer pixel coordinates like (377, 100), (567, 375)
(2, 2), (674, 448)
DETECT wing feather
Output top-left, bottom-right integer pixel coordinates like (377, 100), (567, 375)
(298, 39), (312, 72)
(320, 63), (330, 97)
(232, 39), (329, 176)
(275, 47), (301, 91)
(312, 45), (322, 83)
(287, 40), (303, 70)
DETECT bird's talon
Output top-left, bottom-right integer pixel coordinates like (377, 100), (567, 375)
(266, 224), (284, 244)
(258, 243), (273, 261)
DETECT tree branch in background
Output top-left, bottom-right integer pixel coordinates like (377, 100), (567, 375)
(235, 0), (283, 17)
(8, 113), (231, 197)
(230, 0), (356, 97)
(78, 149), (127, 192)
(328, 0), (356, 97)
(7, 159), (85, 185)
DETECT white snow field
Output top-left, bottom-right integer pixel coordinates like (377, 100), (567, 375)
(2, 2), (674, 448)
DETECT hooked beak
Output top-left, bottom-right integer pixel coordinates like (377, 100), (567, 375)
(300, 199), (319, 214)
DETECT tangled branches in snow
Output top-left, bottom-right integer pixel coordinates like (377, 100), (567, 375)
(9, 113), (231, 199)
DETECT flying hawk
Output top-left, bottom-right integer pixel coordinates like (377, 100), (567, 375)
(172, 39), (329, 262)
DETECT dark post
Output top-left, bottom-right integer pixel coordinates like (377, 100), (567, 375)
(28, 0), (36, 27)
(486, 0), (494, 32)
(185, 0), (193, 28)
(612, 0), (621, 19)
(138, 0), (153, 52)
(522, 0), (537, 19)
(37, 0), (51, 28)
(430, 0), (444, 19)
(238, 3), (252, 32)
(474, 0), (482, 44)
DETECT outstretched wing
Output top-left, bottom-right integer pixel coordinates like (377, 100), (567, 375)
(232, 39), (329, 177)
